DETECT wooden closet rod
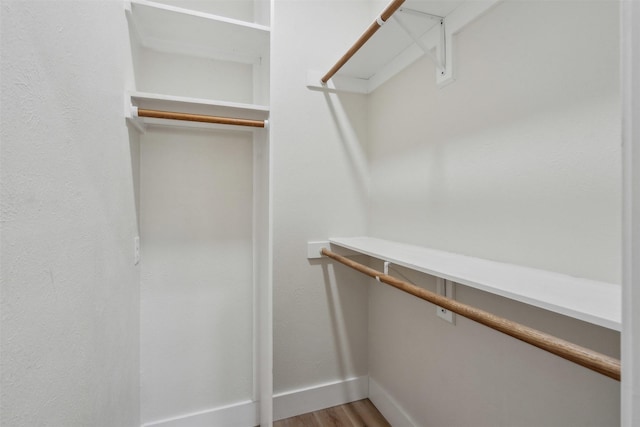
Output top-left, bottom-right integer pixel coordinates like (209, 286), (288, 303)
(321, 0), (406, 84)
(136, 108), (266, 128)
(321, 248), (621, 381)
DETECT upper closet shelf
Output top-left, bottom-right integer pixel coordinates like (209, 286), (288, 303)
(327, 237), (621, 331)
(126, 0), (270, 64)
(126, 91), (269, 132)
(307, 0), (502, 94)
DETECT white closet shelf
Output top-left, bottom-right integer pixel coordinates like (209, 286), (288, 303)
(130, 92), (268, 118)
(127, 92), (269, 131)
(328, 237), (621, 331)
(307, 0), (502, 93)
(336, 1), (458, 79)
(126, 0), (270, 64)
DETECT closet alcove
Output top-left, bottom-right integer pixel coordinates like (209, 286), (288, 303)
(125, 1), (272, 426)
(124, 0), (622, 426)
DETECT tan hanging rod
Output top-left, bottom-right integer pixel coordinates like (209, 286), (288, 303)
(133, 107), (266, 128)
(321, 248), (621, 381)
(321, 0), (406, 84)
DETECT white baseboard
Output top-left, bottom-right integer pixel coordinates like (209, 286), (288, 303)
(369, 377), (419, 427)
(273, 376), (369, 421)
(142, 400), (258, 427)
(141, 376), (369, 427)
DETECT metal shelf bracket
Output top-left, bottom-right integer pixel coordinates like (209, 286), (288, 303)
(394, 7), (448, 79)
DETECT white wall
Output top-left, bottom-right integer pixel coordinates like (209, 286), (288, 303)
(270, 0), (373, 403)
(135, 50), (255, 104)
(0, 1), (140, 425)
(367, 0), (621, 425)
(369, 0), (621, 283)
(139, 127), (255, 424)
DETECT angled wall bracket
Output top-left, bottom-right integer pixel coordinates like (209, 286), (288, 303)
(394, 8), (448, 81)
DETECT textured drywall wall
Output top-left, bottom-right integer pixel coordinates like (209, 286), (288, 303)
(367, 0), (621, 425)
(139, 127), (255, 424)
(0, 1), (140, 426)
(270, 0), (372, 396)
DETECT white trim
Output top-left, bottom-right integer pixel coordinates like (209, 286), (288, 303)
(368, 377), (419, 427)
(621, 0), (640, 425)
(273, 376), (369, 421)
(254, 127), (273, 427)
(141, 400), (258, 427)
(145, 376), (369, 426)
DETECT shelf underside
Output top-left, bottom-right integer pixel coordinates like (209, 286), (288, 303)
(338, 1), (462, 79)
(131, 92), (269, 120)
(128, 0), (269, 64)
(128, 92), (269, 132)
(309, 0), (502, 93)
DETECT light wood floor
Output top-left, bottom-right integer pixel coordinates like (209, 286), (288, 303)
(273, 399), (391, 427)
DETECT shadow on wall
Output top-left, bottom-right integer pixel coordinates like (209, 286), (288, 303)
(301, 256), (369, 383)
(127, 123), (141, 232)
(322, 91), (370, 201)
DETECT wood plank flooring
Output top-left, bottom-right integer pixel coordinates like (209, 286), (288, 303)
(273, 399), (391, 427)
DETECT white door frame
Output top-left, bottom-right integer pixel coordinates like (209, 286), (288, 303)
(621, 0), (640, 425)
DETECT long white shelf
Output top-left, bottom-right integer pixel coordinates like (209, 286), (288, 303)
(126, 0), (270, 64)
(127, 91), (269, 132)
(308, 0), (502, 93)
(337, 1), (458, 80)
(131, 91), (268, 118)
(329, 237), (621, 331)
